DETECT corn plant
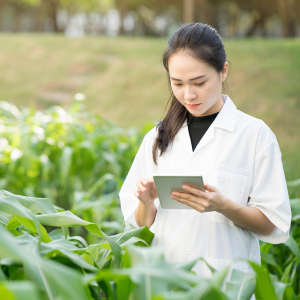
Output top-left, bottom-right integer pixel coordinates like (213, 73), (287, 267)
(1, 188), (293, 300)
(0, 100), (154, 241)
(1, 100), (300, 299)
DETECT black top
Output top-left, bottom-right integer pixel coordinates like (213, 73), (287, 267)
(187, 112), (219, 151)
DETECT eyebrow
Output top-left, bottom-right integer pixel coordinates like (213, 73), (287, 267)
(170, 75), (206, 81)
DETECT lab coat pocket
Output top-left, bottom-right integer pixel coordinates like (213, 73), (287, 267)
(205, 168), (249, 225)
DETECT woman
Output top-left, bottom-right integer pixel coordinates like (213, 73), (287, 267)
(119, 23), (291, 296)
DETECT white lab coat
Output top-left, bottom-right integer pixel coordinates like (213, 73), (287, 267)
(119, 94), (291, 297)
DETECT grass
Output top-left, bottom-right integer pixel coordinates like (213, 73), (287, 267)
(0, 33), (300, 181)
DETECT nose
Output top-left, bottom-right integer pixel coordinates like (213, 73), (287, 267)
(183, 86), (196, 101)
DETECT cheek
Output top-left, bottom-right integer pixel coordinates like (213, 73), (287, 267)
(172, 87), (183, 101)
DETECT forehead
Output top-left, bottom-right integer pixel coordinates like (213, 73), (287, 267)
(168, 51), (214, 79)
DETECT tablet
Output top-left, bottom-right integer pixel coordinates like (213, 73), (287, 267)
(153, 174), (205, 209)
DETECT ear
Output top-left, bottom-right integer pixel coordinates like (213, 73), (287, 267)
(221, 61), (229, 81)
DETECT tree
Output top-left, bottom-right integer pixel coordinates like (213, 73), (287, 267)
(183, 0), (194, 23)
(276, 0), (297, 37)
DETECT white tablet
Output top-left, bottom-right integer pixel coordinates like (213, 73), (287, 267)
(153, 174), (205, 209)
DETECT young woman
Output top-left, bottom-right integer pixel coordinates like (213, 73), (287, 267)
(119, 23), (291, 295)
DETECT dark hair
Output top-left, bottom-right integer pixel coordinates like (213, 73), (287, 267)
(152, 22), (228, 165)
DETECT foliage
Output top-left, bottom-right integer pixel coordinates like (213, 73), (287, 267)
(0, 188), (296, 300)
(1, 35), (300, 182)
(0, 100), (155, 242)
(1, 100), (300, 299)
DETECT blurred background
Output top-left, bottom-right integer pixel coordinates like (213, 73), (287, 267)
(0, 0), (300, 239)
(0, 0), (300, 37)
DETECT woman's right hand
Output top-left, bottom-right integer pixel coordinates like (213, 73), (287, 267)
(134, 176), (158, 205)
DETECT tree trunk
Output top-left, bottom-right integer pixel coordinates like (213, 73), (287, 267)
(197, 0), (215, 27)
(276, 0), (297, 37)
(47, 0), (60, 33)
(12, 4), (22, 32)
(245, 17), (260, 37)
(34, 2), (44, 32)
(183, 0), (194, 23)
(118, 0), (130, 35)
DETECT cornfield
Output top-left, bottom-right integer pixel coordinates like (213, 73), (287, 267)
(0, 100), (300, 300)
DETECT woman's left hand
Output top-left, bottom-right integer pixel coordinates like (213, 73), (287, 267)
(171, 183), (228, 213)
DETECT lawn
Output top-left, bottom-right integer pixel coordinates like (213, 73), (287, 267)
(0, 34), (299, 181)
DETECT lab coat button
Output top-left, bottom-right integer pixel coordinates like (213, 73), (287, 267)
(188, 162), (195, 168)
(181, 247), (189, 255)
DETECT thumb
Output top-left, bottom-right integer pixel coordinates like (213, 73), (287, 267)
(204, 183), (218, 192)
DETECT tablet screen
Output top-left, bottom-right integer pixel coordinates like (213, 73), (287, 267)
(153, 175), (205, 209)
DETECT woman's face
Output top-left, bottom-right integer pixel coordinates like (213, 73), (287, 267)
(168, 51), (228, 117)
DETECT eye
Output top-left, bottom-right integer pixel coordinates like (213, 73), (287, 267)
(174, 83), (182, 86)
(195, 82), (205, 86)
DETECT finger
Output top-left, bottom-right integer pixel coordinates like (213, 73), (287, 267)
(148, 178), (157, 189)
(136, 181), (146, 192)
(140, 177), (148, 186)
(173, 191), (210, 209)
(134, 190), (140, 198)
(182, 185), (206, 197)
(176, 197), (206, 212)
(172, 192), (204, 205)
(148, 177), (155, 187)
(204, 183), (218, 192)
(181, 185), (209, 201)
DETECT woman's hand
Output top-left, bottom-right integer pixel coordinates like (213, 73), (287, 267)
(171, 183), (228, 213)
(134, 176), (158, 205)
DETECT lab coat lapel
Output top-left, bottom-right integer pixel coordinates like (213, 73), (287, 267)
(193, 123), (215, 154)
(177, 120), (193, 156)
(177, 118), (215, 156)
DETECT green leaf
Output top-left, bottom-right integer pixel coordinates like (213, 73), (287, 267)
(224, 269), (256, 300)
(5, 216), (21, 230)
(35, 210), (92, 227)
(273, 280), (286, 300)
(0, 267), (6, 281)
(0, 281), (40, 300)
(290, 199), (300, 217)
(104, 245), (200, 300)
(0, 226), (89, 300)
(0, 197), (49, 243)
(174, 258), (199, 271)
(85, 224), (122, 268)
(261, 252), (279, 267)
(283, 236), (300, 258)
(287, 179), (300, 187)
(0, 212), (10, 226)
(2, 190), (57, 214)
(68, 236), (88, 248)
(60, 146), (74, 186)
(281, 259), (295, 283)
(116, 277), (134, 300)
(35, 211), (123, 267)
(16, 216), (51, 243)
(62, 227), (69, 239)
(87, 243), (102, 261)
(248, 260), (277, 300)
(86, 173), (117, 198)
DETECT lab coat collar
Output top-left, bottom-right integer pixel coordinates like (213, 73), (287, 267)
(177, 94), (237, 155)
(213, 94), (237, 132)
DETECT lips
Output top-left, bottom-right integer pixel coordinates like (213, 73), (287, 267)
(187, 103), (201, 108)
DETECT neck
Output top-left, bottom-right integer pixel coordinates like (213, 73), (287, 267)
(192, 94), (224, 117)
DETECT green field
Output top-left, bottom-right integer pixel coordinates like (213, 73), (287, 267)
(0, 34), (300, 181)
